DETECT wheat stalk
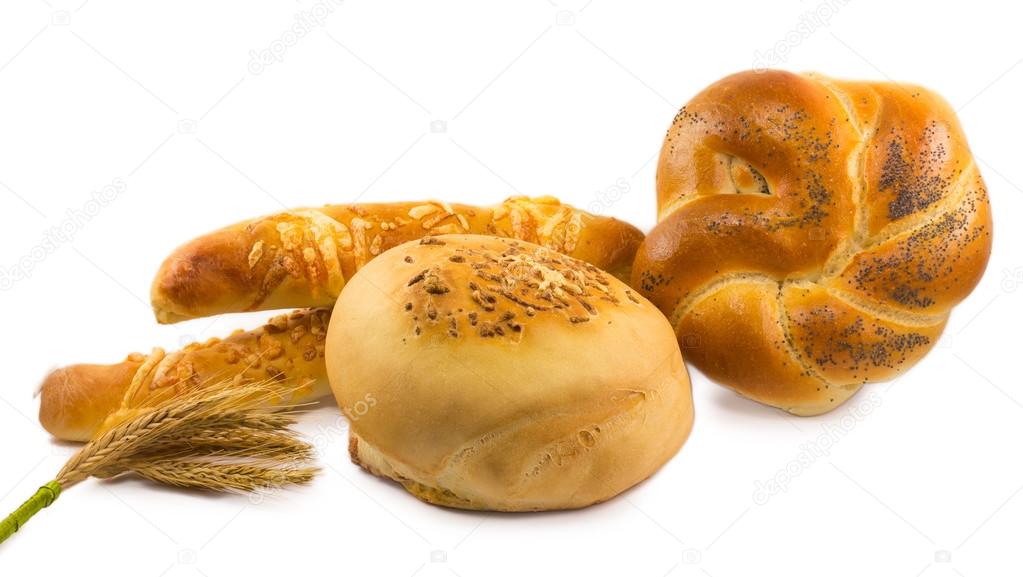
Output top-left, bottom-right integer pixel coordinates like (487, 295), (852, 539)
(0, 379), (320, 544)
(123, 461), (318, 492)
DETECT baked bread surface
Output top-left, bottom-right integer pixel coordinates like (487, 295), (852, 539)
(327, 234), (694, 511)
(152, 197), (644, 323)
(632, 70), (992, 415)
(39, 309), (333, 441)
(42, 199), (643, 442)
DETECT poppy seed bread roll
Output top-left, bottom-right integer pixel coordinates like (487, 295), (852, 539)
(325, 234), (693, 511)
(633, 70), (992, 415)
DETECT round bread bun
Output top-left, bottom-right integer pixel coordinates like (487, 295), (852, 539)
(632, 70), (992, 415)
(326, 234), (693, 511)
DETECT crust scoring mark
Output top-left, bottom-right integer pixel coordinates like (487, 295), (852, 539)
(814, 78), (877, 250)
(437, 388), (653, 494)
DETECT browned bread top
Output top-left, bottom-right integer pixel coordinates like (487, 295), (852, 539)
(327, 235), (693, 511)
(632, 70), (992, 415)
(39, 309), (333, 442)
(151, 197), (644, 323)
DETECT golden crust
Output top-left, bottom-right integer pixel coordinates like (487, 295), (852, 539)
(151, 197), (644, 323)
(45, 200), (643, 442)
(633, 70), (992, 415)
(677, 278), (858, 416)
(38, 360), (142, 442)
(327, 235), (693, 511)
(38, 309), (333, 442)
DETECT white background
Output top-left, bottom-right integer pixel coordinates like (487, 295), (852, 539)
(0, 1), (1019, 575)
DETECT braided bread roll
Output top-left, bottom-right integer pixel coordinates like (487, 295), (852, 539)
(39, 309), (332, 442)
(152, 196), (643, 323)
(632, 70), (992, 415)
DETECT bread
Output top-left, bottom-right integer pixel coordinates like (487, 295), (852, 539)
(43, 200), (640, 442)
(151, 196), (644, 323)
(632, 70), (992, 415)
(325, 234), (693, 511)
(43, 198), (642, 441)
(38, 308), (333, 442)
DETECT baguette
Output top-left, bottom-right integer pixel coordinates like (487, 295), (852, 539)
(39, 308), (332, 442)
(151, 196), (644, 323)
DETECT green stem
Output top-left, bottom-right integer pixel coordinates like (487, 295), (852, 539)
(0, 480), (61, 545)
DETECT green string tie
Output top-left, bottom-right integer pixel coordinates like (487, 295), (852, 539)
(0, 480), (62, 545)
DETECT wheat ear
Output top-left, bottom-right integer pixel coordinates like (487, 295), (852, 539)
(0, 379), (320, 545)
